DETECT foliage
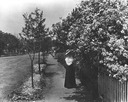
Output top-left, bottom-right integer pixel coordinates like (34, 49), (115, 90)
(20, 8), (44, 87)
(20, 8), (50, 87)
(20, 8), (48, 58)
(41, 37), (52, 53)
(51, 7), (81, 52)
(52, 0), (128, 82)
(0, 30), (21, 55)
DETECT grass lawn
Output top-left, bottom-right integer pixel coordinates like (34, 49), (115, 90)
(0, 54), (38, 101)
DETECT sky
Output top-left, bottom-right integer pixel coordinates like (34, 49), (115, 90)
(0, 0), (81, 36)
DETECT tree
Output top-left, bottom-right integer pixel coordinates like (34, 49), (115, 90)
(41, 36), (52, 64)
(20, 9), (46, 88)
(0, 31), (21, 55)
(28, 8), (48, 74)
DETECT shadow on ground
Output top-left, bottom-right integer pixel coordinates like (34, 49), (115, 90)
(46, 63), (56, 66)
(44, 72), (59, 77)
(63, 85), (93, 102)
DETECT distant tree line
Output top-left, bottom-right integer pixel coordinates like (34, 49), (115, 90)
(0, 30), (23, 56)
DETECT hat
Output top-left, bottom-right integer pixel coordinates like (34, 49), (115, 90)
(65, 49), (74, 57)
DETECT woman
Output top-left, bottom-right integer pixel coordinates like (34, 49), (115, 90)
(63, 50), (76, 89)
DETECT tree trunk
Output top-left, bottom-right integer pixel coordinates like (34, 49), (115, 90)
(31, 60), (34, 88)
(42, 51), (45, 64)
(38, 52), (41, 74)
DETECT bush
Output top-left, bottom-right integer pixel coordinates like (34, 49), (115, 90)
(53, 0), (128, 82)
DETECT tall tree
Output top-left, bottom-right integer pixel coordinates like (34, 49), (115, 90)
(29, 8), (48, 74)
(20, 8), (47, 88)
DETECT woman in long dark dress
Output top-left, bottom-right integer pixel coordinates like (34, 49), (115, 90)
(64, 51), (76, 89)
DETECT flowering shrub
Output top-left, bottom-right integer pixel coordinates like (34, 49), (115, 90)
(70, 0), (128, 82)
(52, 0), (128, 82)
(100, 35), (128, 82)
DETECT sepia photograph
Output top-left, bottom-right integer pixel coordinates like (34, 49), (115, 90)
(0, 0), (128, 102)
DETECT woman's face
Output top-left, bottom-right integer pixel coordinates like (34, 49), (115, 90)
(65, 56), (74, 66)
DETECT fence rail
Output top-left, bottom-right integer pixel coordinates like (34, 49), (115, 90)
(98, 73), (128, 102)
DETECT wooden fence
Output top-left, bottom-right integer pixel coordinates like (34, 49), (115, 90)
(98, 73), (128, 102)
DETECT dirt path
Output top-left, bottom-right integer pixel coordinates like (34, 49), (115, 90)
(39, 55), (93, 102)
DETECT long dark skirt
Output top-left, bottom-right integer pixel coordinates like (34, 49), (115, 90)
(64, 64), (76, 88)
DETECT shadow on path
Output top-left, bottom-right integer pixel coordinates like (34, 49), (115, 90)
(46, 63), (56, 66)
(45, 72), (59, 78)
(41, 55), (93, 102)
(63, 85), (93, 102)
